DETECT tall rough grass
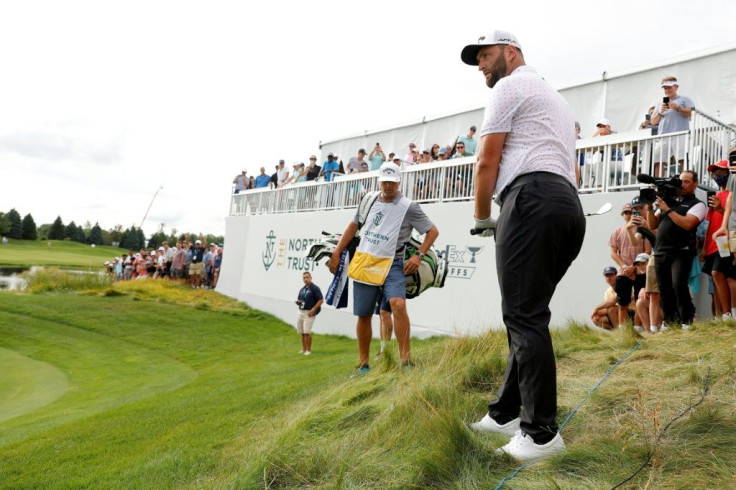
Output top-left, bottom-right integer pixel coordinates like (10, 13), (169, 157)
(22, 267), (113, 293)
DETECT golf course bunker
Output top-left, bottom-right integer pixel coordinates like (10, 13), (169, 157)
(0, 347), (69, 423)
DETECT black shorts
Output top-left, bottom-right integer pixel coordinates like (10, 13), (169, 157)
(702, 252), (734, 276)
(615, 274), (646, 306)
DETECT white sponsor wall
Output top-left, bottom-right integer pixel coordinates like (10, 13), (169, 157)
(217, 192), (711, 338)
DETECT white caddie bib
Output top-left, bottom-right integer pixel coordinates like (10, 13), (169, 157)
(348, 196), (411, 285)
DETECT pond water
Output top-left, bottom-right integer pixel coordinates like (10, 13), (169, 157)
(0, 267), (31, 291)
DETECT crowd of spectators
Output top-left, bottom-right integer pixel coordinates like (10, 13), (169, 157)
(231, 125), (480, 192)
(104, 238), (223, 289)
(593, 154), (736, 332)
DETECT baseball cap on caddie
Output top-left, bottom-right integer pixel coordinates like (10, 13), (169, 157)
(377, 162), (401, 182)
(461, 30), (522, 66)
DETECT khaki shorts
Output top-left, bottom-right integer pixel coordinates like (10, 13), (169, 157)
(645, 255), (659, 293)
(296, 310), (315, 334)
(189, 262), (204, 276)
(728, 230), (736, 253)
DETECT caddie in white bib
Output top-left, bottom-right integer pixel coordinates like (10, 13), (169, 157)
(348, 196), (411, 285)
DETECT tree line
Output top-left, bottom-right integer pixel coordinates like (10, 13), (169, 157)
(1, 208), (223, 250)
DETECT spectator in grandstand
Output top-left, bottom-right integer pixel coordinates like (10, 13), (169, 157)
(338, 159), (345, 175)
(593, 118), (616, 137)
(255, 167), (271, 188)
(457, 125), (479, 154)
(248, 176), (255, 189)
(358, 161), (369, 173)
(575, 121), (581, 139)
(369, 143), (387, 171)
(438, 147), (448, 160)
(388, 152), (396, 162)
(610, 202), (649, 327)
(650, 76), (695, 177)
(430, 144), (441, 160)
(296, 271), (323, 356)
(404, 143), (417, 163)
(306, 156), (321, 181)
(269, 165), (279, 189)
(277, 160), (290, 188)
(639, 106), (659, 136)
(453, 141), (473, 157)
(288, 163), (308, 185)
(348, 149), (368, 174)
(700, 159), (732, 318)
(321, 153), (340, 182)
(590, 266), (621, 329)
(233, 170), (248, 194)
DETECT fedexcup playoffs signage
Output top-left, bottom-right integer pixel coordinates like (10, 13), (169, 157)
(441, 244), (484, 279)
(262, 230), (317, 272)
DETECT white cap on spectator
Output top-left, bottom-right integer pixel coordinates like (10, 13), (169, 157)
(195, 239), (202, 244)
(661, 80), (677, 87)
(461, 30), (522, 65)
(158, 246), (164, 251)
(597, 118), (611, 127)
(377, 162), (401, 182)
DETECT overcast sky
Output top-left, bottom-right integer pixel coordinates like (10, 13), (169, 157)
(1, 0), (734, 237)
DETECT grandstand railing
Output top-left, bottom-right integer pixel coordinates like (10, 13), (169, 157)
(230, 110), (735, 216)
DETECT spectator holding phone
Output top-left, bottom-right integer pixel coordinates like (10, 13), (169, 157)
(369, 143), (387, 171)
(650, 77), (694, 176)
(639, 106), (659, 135)
(610, 202), (649, 328)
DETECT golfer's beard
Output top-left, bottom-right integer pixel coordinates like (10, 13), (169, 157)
(487, 57), (507, 88)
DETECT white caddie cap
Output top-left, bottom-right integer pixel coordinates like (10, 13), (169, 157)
(377, 162), (401, 182)
(461, 30), (522, 66)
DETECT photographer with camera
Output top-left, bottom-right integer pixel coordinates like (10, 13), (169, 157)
(646, 171), (706, 329)
(295, 271), (323, 356)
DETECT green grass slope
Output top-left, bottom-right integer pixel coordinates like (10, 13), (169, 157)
(1, 281), (735, 488)
(0, 239), (122, 267)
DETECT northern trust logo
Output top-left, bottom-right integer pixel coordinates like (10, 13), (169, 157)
(442, 244), (485, 279)
(262, 230), (277, 271)
(373, 211), (384, 227)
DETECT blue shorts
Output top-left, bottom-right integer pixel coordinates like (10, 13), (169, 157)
(353, 259), (404, 317)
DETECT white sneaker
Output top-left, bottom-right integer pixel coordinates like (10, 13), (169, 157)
(496, 430), (566, 462)
(650, 325), (659, 334)
(681, 323), (690, 331)
(722, 313), (732, 321)
(304, 351), (311, 356)
(660, 323), (669, 332)
(298, 350), (305, 354)
(470, 414), (520, 437)
(634, 325), (644, 333)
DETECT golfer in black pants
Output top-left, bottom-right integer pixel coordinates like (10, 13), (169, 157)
(462, 30), (586, 462)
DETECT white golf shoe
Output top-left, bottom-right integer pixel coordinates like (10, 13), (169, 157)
(470, 414), (520, 437)
(496, 430), (566, 462)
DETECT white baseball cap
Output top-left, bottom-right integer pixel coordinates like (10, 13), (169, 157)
(661, 80), (678, 87)
(597, 118), (611, 127)
(377, 162), (401, 182)
(461, 30), (522, 66)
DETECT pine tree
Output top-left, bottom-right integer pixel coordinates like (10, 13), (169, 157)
(137, 228), (146, 250)
(6, 208), (22, 239)
(121, 227), (139, 250)
(48, 216), (65, 240)
(0, 212), (12, 236)
(21, 213), (38, 240)
(88, 222), (103, 245)
(66, 221), (78, 241)
(75, 227), (86, 243)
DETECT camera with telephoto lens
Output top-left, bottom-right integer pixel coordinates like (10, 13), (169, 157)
(636, 173), (682, 207)
(295, 300), (304, 309)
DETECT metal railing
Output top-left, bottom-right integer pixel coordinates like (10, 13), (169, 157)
(230, 110), (736, 215)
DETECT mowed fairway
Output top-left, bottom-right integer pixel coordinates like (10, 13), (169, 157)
(0, 239), (123, 267)
(0, 290), (356, 487)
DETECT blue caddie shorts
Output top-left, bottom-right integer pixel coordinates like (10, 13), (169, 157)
(353, 259), (404, 317)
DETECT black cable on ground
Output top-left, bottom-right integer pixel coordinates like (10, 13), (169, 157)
(610, 367), (712, 489)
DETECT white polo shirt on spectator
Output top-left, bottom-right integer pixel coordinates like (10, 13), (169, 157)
(479, 65), (577, 201)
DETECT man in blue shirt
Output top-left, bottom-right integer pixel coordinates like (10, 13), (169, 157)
(321, 153), (340, 182)
(296, 271), (323, 355)
(254, 167), (271, 188)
